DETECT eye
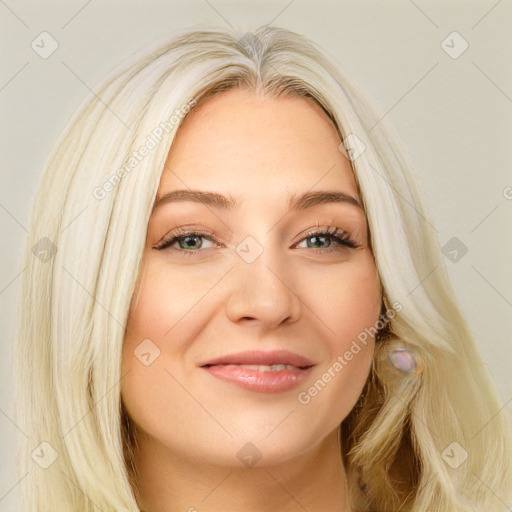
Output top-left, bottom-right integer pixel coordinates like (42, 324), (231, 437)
(154, 227), (217, 254)
(154, 225), (361, 256)
(294, 226), (360, 253)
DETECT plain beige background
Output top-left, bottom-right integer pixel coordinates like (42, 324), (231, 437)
(1, 1), (511, 509)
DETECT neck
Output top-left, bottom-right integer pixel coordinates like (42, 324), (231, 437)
(131, 428), (355, 512)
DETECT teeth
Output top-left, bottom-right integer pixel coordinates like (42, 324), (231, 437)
(225, 364), (299, 372)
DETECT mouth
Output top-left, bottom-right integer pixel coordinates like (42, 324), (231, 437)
(199, 350), (316, 393)
(199, 349), (316, 368)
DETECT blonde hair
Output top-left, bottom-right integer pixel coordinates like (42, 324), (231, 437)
(14, 25), (511, 511)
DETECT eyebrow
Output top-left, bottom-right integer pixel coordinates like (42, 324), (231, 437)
(153, 189), (363, 212)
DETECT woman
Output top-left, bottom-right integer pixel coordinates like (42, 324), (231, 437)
(14, 25), (511, 511)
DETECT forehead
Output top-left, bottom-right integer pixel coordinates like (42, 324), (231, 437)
(157, 88), (359, 203)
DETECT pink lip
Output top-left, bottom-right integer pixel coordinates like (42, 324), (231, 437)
(199, 349), (316, 368)
(199, 350), (316, 393)
(203, 365), (314, 393)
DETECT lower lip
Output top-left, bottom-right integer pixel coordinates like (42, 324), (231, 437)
(202, 365), (314, 393)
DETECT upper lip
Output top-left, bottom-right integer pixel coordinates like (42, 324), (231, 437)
(199, 350), (317, 368)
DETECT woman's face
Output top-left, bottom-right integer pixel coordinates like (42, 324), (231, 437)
(121, 88), (381, 468)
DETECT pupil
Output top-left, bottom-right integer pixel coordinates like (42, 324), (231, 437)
(182, 236), (201, 249)
(309, 235), (327, 248)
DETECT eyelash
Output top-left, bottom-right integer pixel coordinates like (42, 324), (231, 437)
(154, 225), (361, 256)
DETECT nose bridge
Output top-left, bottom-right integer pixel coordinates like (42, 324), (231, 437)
(225, 234), (302, 326)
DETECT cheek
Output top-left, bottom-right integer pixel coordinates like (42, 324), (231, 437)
(122, 254), (222, 364)
(309, 252), (381, 345)
(120, 256), (221, 432)
(301, 255), (380, 414)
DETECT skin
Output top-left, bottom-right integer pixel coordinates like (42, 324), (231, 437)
(121, 88), (382, 512)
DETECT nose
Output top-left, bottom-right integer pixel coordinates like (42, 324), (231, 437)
(225, 246), (302, 329)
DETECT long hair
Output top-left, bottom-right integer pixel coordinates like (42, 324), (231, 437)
(14, 25), (511, 511)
